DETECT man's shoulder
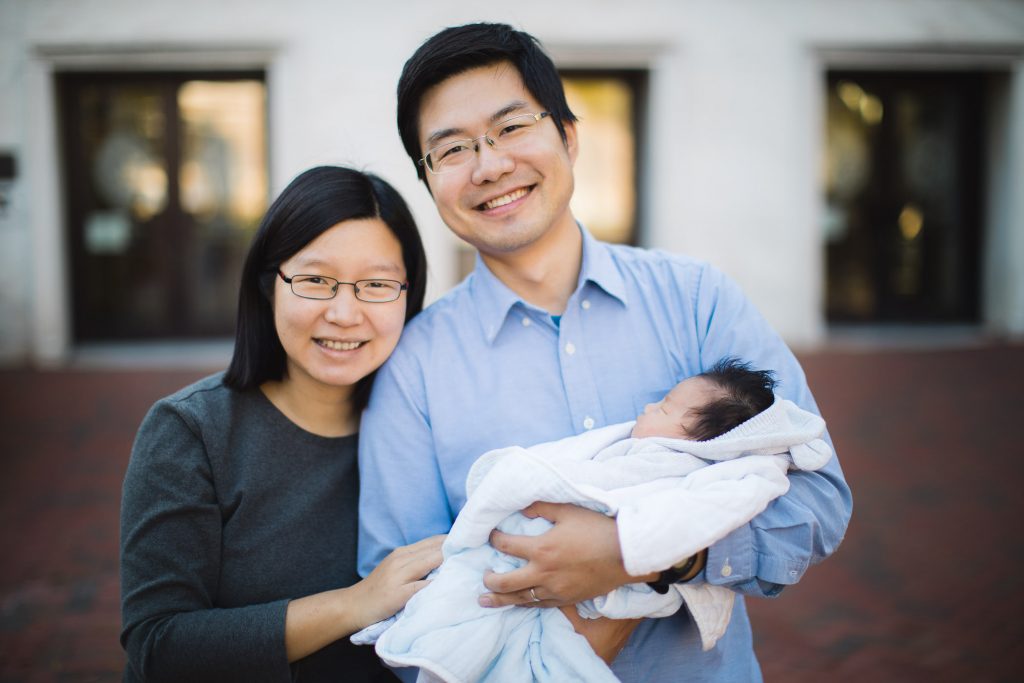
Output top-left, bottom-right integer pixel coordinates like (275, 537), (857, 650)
(404, 278), (475, 335)
(596, 238), (705, 270)
(387, 277), (478, 366)
(595, 239), (721, 289)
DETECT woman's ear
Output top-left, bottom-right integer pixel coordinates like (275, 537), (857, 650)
(258, 271), (276, 302)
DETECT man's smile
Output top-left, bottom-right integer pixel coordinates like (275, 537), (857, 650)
(477, 186), (533, 211)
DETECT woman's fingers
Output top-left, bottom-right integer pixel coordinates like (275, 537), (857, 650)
(381, 534), (445, 584)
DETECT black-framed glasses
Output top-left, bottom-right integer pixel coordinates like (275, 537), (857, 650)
(419, 111), (551, 174)
(278, 271), (407, 302)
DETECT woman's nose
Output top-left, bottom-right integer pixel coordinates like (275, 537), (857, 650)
(324, 285), (364, 325)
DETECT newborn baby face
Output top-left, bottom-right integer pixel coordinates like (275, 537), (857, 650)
(631, 376), (721, 439)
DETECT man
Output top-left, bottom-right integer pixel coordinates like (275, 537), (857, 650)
(358, 22), (851, 681)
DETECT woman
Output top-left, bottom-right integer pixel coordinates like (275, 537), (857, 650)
(120, 166), (442, 682)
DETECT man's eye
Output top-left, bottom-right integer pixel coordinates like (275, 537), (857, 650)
(440, 143), (469, 159)
(498, 123), (525, 136)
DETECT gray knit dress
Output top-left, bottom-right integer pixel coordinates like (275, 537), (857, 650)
(120, 373), (397, 682)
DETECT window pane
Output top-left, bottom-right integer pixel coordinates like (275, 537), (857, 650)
(178, 80), (268, 329)
(824, 72), (985, 323)
(562, 75), (638, 245)
(61, 72), (268, 340)
(75, 82), (173, 336)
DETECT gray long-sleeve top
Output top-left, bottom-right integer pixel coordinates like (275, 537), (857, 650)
(120, 373), (395, 683)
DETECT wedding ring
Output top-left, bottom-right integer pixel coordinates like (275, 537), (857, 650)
(529, 587), (541, 602)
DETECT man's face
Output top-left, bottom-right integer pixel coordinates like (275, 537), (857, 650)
(417, 61), (578, 261)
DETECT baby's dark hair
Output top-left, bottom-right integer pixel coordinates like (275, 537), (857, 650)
(688, 357), (777, 441)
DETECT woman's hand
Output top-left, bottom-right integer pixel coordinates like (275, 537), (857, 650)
(284, 534), (444, 662)
(350, 534), (446, 627)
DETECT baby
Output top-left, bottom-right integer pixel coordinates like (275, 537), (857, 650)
(359, 358), (832, 683)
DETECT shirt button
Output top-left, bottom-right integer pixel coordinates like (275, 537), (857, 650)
(522, 317), (531, 327)
(583, 417), (595, 430)
(581, 299), (591, 310)
(721, 563), (733, 577)
(565, 342), (576, 355)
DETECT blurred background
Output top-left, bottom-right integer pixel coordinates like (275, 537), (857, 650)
(1, 0), (1022, 681)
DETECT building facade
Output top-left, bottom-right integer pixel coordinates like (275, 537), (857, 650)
(2, 0), (1022, 365)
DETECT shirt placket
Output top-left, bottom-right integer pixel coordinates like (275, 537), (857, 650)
(556, 288), (605, 435)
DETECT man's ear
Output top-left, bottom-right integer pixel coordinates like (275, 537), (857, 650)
(563, 119), (579, 166)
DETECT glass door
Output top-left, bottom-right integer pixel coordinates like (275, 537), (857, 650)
(59, 71), (268, 340)
(823, 71), (987, 323)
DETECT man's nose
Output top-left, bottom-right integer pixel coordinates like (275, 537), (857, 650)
(471, 138), (514, 183)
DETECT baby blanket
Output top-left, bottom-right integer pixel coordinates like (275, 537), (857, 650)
(354, 398), (831, 683)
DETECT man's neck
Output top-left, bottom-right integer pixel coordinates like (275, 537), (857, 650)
(480, 217), (583, 315)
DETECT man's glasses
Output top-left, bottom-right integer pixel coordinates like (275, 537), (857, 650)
(278, 271), (407, 302)
(419, 111), (551, 175)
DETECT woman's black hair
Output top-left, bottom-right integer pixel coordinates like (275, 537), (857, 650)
(397, 22), (578, 183)
(223, 166), (427, 415)
(688, 358), (778, 441)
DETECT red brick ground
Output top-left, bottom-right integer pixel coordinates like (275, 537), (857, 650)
(1, 344), (1022, 682)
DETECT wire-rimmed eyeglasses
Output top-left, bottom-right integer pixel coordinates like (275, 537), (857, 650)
(419, 111), (551, 175)
(278, 271), (407, 303)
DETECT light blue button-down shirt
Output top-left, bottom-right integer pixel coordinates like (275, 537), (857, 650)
(358, 226), (851, 682)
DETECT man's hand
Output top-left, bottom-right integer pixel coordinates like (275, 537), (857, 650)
(478, 501), (658, 607)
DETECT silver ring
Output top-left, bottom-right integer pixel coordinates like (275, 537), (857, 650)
(529, 587), (541, 602)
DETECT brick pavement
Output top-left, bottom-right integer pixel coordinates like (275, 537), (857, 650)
(1, 344), (1022, 682)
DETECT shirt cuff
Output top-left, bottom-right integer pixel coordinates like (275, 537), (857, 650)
(705, 523), (756, 586)
(705, 523), (808, 596)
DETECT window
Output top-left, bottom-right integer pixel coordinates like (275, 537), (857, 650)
(823, 71), (987, 323)
(58, 71), (268, 340)
(562, 70), (646, 246)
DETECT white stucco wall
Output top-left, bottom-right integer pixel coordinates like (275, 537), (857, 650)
(2, 0), (1023, 364)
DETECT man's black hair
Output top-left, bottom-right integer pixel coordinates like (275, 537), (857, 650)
(688, 357), (778, 441)
(223, 165), (427, 415)
(397, 22), (578, 183)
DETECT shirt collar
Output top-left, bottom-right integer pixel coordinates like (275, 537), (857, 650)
(577, 224), (628, 306)
(468, 223), (629, 345)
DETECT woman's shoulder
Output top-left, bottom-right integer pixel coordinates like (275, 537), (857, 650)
(154, 371), (230, 410)
(132, 371), (269, 460)
(142, 371), (252, 431)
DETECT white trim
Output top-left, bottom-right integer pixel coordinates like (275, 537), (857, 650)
(24, 44), (277, 365)
(816, 45), (1024, 70)
(32, 44), (278, 71)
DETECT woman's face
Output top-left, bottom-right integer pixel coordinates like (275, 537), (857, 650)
(273, 217), (408, 394)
